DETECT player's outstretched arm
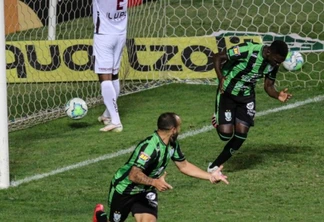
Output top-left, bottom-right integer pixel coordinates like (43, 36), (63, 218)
(264, 77), (280, 99)
(174, 160), (229, 184)
(264, 77), (292, 102)
(129, 166), (173, 192)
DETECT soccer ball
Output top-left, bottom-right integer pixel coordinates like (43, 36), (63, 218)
(65, 98), (88, 120)
(282, 51), (304, 71)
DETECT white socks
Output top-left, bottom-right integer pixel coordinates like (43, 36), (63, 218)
(101, 79), (120, 118)
(101, 81), (121, 125)
(112, 79), (120, 97)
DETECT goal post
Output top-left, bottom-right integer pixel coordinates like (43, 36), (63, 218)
(48, 0), (58, 40)
(0, 0), (9, 189)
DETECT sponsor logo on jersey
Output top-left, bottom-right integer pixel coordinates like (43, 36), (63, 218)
(225, 110), (232, 121)
(107, 11), (127, 21)
(233, 46), (241, 56)
(139, 152), (151, 162)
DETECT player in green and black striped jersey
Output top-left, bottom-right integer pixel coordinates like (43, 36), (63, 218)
(93, 112), (229, 222)
(208, 40), (292, 173)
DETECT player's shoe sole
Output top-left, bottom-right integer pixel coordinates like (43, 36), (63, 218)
(98, 116), (111, 125)
(99, 123), (123, 132)
(92, 204), (104, 222)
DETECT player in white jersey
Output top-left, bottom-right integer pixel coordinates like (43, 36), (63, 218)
(92, 0), (128, 132)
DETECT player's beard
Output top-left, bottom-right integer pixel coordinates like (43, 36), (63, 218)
(170, 132), (179, 142)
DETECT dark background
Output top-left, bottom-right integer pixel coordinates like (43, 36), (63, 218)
(22, 0), (92, 25)
(21, 0), (153, 26)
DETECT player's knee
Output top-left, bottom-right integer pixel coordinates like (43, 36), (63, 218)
(99, 74), (113, 82)
(217, 130), (233, 141)
(216, 124), (234, 141)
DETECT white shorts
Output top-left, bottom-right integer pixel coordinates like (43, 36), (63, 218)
(93, 33), (126, 75)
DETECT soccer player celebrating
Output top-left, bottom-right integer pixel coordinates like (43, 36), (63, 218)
(93, 0), (128, 132)
(208, 40), (292, 173)
(93, 112), (229, 222)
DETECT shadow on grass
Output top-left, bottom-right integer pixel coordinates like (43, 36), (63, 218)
(224, 143), (313, 172)
(67, 121), (91, 128)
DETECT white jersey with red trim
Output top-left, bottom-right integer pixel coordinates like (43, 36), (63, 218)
(93, 0), (128, 35)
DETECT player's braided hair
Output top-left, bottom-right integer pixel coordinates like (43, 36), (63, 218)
(269, 40), (288, 58)
(157, 112), (178, 130)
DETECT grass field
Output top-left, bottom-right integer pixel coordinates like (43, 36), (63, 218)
(1, 84), (324, 221)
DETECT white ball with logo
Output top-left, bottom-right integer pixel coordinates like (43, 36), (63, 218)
(283, 51), (304, 71)
(65, 98), (88, 120)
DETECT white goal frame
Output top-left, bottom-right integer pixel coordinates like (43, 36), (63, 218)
(0, 0), (9, 189)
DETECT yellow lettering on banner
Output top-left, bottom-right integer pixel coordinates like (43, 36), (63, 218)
(6, 39), (97, 83)
(124, 36), (261, 80)
(126, 37), (218, 80)
(5, 36), (262, 83)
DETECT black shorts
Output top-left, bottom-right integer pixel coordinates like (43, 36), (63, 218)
(215, 91), (256, 127)
(108, 186), (158, 222)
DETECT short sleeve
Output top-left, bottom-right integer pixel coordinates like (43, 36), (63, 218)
(170, 141), (186, 162)
(265, 66), (279, 80)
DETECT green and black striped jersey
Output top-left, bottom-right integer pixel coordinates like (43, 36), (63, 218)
(111, 131), (186, 195)
(222, 42), (278, 96)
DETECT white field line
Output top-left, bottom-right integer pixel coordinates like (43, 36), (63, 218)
(10, 95), (324, 187)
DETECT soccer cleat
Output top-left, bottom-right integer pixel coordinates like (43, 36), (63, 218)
(99, 123), (123, 132)
(98, 116), (111, 125)
(92, 204), (104, 222)
(211, 113), (218, 128)
(207, 162), (222, 175)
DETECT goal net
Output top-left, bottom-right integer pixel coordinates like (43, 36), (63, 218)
(5, 0), (324, 131)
